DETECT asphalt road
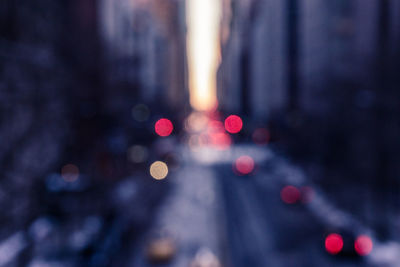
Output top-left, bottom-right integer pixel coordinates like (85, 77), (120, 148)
(131, 145), (379, 267)
(215, 157), (364, 267)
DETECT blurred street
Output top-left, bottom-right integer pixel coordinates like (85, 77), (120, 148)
(131, 141), (400, 267)
(1, 0), (400, 266)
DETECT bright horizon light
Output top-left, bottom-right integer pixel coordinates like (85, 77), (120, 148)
(186, 0), (221, 111)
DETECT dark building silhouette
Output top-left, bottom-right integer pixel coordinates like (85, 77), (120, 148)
(217, 0), (400, 238)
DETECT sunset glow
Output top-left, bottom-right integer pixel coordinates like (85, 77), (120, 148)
(186, 0), (221, 111)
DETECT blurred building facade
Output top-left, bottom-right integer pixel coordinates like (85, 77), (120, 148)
(218, 0), (400, 118)
(218, 0), (400, 170)
(0, 0), (71, 237)
(218, 0), (400, 238)
(99, 0), (189, 114)
(218, 0), (287, 121)
(0, 0), (185, 265)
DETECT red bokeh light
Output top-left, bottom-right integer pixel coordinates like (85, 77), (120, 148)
(208, 120), (225, 133)
(155, 118), (173, 137)
(210, 132), (232, 150)
(234, 156), (255, 175)
(61, 164), (79, 182)
(252, 128), (270, 145)
(224, 115), (243, 134)
(354, 235), (373, 256)
(325, 233), (344, 255)
(280, 185), (301, 204)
